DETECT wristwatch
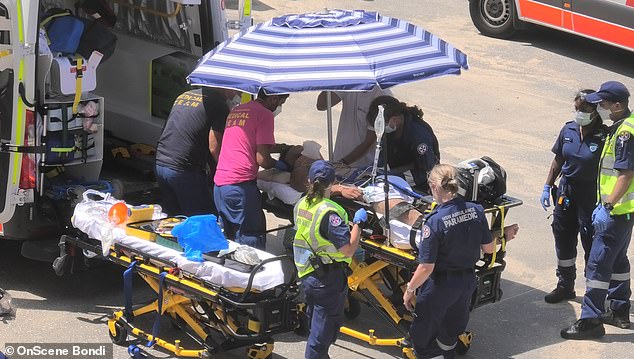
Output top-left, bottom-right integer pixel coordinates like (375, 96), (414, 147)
(406, 282), (416, 294)
(604, 202), (614, 211)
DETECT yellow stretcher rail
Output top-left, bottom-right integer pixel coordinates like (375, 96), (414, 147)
(60, 235), (299, 359)
(339, 195), (522, 356)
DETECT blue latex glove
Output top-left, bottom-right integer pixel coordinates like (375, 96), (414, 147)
(540, 185), (552, 210)
(274, 160), (290, 172)
(353, 208), (367, 224)
(592, 204), (611, 233)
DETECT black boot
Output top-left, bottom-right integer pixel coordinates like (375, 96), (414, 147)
(601, 310), (631, 329)
(561, 318), (605, 340)
(544, 287), (576, 303)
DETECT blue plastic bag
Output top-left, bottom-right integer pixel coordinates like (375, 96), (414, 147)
(172, 214), (228, 262)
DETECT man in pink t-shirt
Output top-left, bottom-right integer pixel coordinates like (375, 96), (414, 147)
(214, 90), (289, 250)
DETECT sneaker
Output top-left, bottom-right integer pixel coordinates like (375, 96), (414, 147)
(544, 287), (576, 303)
(560, 318), (605, 340)
(601, 310), (631, 329)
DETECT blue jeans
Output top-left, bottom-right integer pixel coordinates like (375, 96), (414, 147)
(155, 164), (213, 217)
(213, 181), (266, 250)
(581, 212), (633, 319)
(302, 268), (348, 359)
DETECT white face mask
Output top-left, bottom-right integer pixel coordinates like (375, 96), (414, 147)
(273, 105), (282, 117)
(574, 111), (592, 126)
(384, 125), (396, 134)
(597, 106), (612, 121)
(226, 94), (242, 109)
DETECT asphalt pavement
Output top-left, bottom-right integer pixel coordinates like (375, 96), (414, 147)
(2, 1), (634, 358)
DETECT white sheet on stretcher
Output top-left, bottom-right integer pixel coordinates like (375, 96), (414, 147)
(117, 236), (285, 292)
(71, 192), (286, 292)
(363, 176), (421, 250)
(257, 180), (303, 205)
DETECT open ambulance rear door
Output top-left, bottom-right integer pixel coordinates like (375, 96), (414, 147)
(0, 0), (38, 227)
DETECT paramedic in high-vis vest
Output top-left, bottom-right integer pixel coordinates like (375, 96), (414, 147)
(561, 81), (633, 340)
(293, 160), (367, 359)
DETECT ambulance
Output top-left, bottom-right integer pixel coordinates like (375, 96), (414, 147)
(0, 0), (237, 259)
(469, 0), (634, 52)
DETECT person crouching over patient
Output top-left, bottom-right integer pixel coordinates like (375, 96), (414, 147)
(293, 160), (367, 359)
(367, 96), (440, 193)
(404, 164), (496, 359)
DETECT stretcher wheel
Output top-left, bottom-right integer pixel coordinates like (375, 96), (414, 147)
(246, 341), (274, 359)
(456, 331), (472, 355)
(109, 322), (128, 346)
(344, 295), (361, 320)
(294, 311), (309, 337)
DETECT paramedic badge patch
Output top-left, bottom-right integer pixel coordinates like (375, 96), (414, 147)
(619, 131), (630, 142)
(589, 143), (598, 152)
(417, 143), (428, 155)
(422, 225), (431, 239)
(329, 214), (342, 226)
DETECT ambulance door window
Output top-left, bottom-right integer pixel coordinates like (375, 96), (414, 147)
(0, 1), (13, 217)
(571, 1), (634, 50)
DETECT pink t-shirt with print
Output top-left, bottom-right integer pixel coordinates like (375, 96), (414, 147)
(214, 101), (275, 186)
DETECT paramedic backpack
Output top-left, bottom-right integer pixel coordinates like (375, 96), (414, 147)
(77, 18), (117, 61)
(456, 156), (507, 204)
(40, 9), (85, 54)
(41, 8), (117, 61)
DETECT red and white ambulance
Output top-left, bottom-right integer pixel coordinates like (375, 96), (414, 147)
(469, 0), (634, 52)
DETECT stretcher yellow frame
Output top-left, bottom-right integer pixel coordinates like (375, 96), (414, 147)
(339, 196), (522, 357)
(59, 235), (299, 359)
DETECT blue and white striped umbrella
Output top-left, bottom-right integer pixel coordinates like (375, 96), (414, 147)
(188, 9), (468, 94)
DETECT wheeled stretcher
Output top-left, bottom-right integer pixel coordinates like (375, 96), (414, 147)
(340, 195), (523, 357)
(58, 224), (302, 359)
(261, 182), (522, 357)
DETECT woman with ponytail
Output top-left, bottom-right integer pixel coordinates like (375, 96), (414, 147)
(292, 160), (367, 359)
(404, 164), (499, 359)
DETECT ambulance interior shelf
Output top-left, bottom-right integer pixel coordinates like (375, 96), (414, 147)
(38, 94), (104, 183)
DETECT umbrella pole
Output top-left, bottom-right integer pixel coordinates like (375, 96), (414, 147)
(326, 91), (334, 160)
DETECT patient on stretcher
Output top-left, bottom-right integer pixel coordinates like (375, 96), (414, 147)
(257, 141), (363, 203)
(362, 176), (518, 250)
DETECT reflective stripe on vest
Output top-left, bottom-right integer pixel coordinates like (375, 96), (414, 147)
(598, 114), (634, 215)
(293, 197), (351, 278)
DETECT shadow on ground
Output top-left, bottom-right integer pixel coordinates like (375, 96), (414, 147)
(505, 25), (634, 78)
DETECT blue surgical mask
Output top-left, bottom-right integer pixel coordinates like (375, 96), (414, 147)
(273, 105), (282, 117)
(574, 111), (592, 126)
(597, 106), (612, 121)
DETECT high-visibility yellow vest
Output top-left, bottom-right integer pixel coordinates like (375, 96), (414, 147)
(598, 113), (634, 215)
(293, 197), (351, 278)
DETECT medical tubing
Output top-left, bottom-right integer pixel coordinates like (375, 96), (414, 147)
(388, 179), (424, 199)
(372, 105), (385, 183)
(384, 136), (391, 244)
(123, 261), (137, 322)
(148, 272), (168, 347)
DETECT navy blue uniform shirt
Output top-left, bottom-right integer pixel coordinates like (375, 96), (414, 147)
(156, 89), (230, 171)
(611, 114), (634, 171)
(552, 121), (607, 182)
(418, 197), (492, 272)
(318, 211), (351, 249)
(386, 113), (439, 191)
